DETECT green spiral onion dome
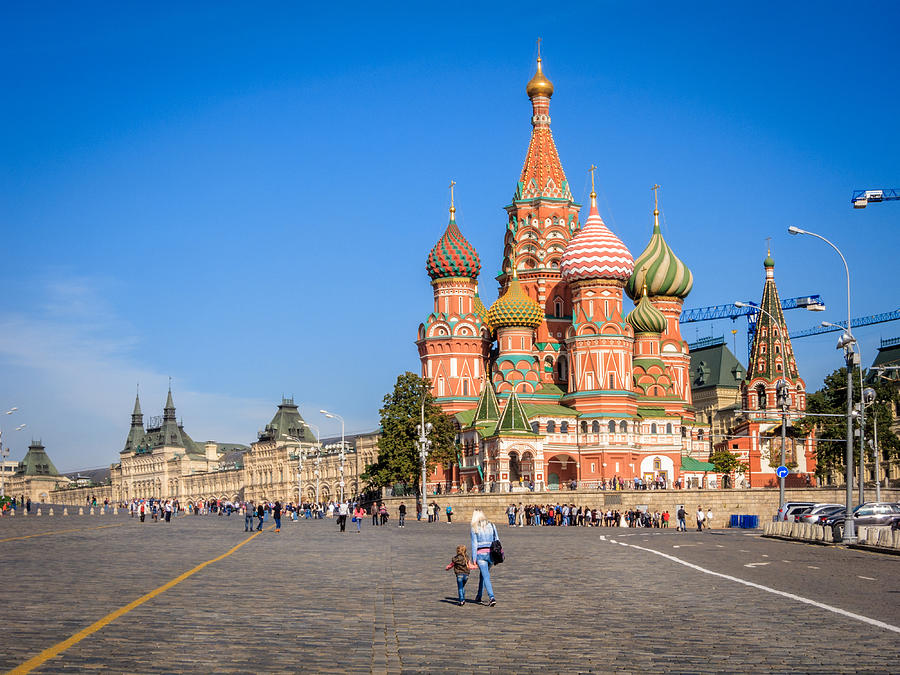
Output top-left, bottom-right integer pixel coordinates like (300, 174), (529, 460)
(625, 217), (693, 300)
(487, 273), (543, 329)
(426, 210), (481, 280)
(626, 288), (668, 334)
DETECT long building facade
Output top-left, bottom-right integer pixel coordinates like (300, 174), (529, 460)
(49, 393), (378, 506)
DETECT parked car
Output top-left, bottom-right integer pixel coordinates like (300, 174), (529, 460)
(776, 502), (814, 522)
(797, 503), (844, 524)
(823, 502), (900, 540)
(786, 505), (814, 522)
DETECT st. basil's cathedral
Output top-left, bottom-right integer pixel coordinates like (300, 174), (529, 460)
(416, 53), (817, 492)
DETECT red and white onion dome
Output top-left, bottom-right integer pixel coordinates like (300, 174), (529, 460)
(560, 191), (634, 282)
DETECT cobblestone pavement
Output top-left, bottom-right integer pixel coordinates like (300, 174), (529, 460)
(1, 513), (898, 673)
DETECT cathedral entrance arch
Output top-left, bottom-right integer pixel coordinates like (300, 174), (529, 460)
(508, 451), (521, 482)
(546, 454), (577, 487)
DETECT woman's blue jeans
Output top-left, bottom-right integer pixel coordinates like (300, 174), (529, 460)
(475, 553), (494, 601)
(456, 574), (468, 603)
(356, 517), (362, 532)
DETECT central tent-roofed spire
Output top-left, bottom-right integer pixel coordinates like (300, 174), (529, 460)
(516, 41), (571, 202)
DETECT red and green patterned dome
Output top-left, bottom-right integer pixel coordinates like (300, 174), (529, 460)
(487, 272), (543, 329)
(426, 210), (481, 281)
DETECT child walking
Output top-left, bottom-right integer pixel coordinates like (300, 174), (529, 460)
(446, 545), (471, 606)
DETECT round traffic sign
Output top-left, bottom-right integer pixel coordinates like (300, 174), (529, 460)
(775, 465), (789, 479)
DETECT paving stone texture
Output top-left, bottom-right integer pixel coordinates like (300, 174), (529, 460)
(1, 512), (899, 673)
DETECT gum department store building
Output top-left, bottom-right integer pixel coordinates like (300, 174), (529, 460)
(25, 53), (822, 507)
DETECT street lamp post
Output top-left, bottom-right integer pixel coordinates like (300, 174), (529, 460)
(286, 433), (304, 509)
(789, 226), (857, 542)
(300, 421), (321, 508)
(416, 396), (433, 519)
(862, 387), (880, 502)
(0, 408), (22, 499)
(320, 410), (345, 502)
(735, 302), (790, 511)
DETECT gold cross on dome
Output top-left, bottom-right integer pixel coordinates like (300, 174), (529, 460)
(537, 37), (542, 60)
(589, 164), (597, 194)
(651, 184), (660, 212)
(449, 180), (456, 214)
(766, 236), (772, 256)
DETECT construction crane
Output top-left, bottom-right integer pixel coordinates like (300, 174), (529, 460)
(851, 188), (900, 209)
(680, 295), (824, 355)
(690, 309), (900, 357)
(790, 309), (900, 339)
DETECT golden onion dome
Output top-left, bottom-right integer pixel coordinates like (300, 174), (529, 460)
(526, 56), (554, 99)
(487, 272), (543, 329)
(473, 286), (490, 327)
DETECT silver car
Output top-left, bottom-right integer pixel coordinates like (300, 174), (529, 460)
(776, 501), (814, 522)
(797, 503), (844, 524)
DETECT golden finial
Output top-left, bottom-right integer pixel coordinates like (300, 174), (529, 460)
(765, 236), (771, 257)
(526, 38), (554, 98)
(641, 266), (649, 297)
(652, 184), (660, 216)
(449, 179), (456, 216)
(589, 164), (597, 199)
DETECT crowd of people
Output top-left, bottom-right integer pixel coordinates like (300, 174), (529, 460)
(500, 502), (715, 529)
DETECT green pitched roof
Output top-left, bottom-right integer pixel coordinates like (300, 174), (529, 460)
(689, 341), (745, 391)
(492, 390), (538, 436)
(16, 441), (60, 477)
(681, 456), (715, 471)
(258, 398), (317, 443)
(473, 383), (501, 423)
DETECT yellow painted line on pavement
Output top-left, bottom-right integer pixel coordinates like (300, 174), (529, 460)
(0, 523), (124, 543)
(7, 526), (273, 674)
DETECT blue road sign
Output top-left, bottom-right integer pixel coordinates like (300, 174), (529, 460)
(776, 465), (789, 479)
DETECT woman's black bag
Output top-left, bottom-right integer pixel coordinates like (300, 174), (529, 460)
(490, 539), (504, 564)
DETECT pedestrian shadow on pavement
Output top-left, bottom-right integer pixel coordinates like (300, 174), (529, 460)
(439, 597), (464, 605)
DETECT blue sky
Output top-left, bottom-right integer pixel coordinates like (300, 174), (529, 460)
(1, 2), (898, 471)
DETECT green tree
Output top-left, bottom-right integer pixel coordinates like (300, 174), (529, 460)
(709, 448), (747, 476)
(798, 367), (900, 478)
(362, 372), (458, 491)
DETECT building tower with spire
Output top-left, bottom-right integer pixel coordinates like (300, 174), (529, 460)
(501, 45), (582, 389)
(417, 183), (492, 412)
(721, 252), (816, 487)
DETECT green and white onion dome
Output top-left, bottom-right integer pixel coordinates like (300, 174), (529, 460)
(625, 216), (693, 300)
(626, 288), (667, 334)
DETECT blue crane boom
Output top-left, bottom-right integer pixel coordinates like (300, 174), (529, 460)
(680, 295), (824, 357)
(790, 309), (900, 339)
(852, 188), (900, 209)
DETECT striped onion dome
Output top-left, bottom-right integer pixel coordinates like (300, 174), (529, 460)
(625, 209), (693, 300)
(560, 193), (634, 282)
(473, 285), (490, 327)
(426, 208), (481, 280)
(626, 286), (667, 334)
(487, 272), (543, 329)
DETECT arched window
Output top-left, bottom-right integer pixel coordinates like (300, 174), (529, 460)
(757, 384), (767, 410)
(554, 298), (563, 317)
(546, 420), (556, 433)
(580, 421), (588, 434)
(608, 420), (616, 433)
(462, 379), (469, 396)
(531, 422), (539, 434)
(681, 426), (687, 437)
(650, 423), (658, 434)
(666, 423), (673, 434)
(591, 420), (600, 433)
(620, 421), (628, 433)
(560, 421), (569, 434)
(558, 356), (568, 381)
(698, 429), (705, 441)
